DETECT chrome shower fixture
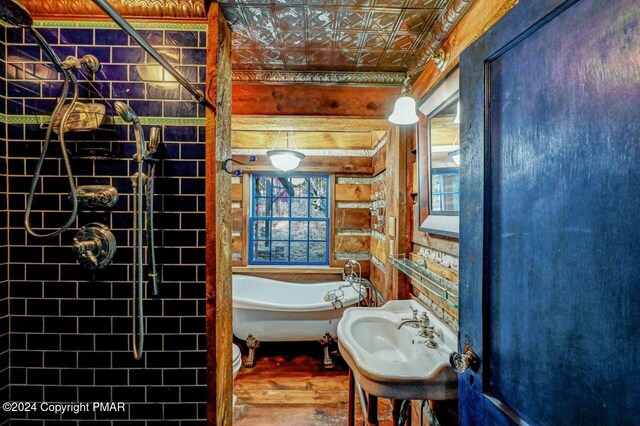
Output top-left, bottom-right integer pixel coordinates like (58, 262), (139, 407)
(61, 54), (102, 74)
(117, 102), (162, 360)
(75, 185), (119, 209)
(114, 101), (140, 124)
(73, 223), (117, 270)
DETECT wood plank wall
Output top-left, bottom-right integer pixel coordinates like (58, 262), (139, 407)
(368, 137), (388, 297)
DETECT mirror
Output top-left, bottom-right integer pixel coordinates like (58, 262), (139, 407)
(417, 69), (460, 237)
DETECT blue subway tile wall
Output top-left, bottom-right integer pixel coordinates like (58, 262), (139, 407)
(1, 23), (9, 426)
(3, 21), (207, 424)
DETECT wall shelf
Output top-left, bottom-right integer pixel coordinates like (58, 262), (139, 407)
(390, 254), (459, 308)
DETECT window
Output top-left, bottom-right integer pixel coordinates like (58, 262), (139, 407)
(431, 168), (460, 212)
(249, 175), (330, 265)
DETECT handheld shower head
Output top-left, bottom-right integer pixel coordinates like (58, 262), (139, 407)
(0, 0), (33, 27)
(114, 101), (139, 124)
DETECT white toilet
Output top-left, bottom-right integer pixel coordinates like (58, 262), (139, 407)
(232, 343), (242, 408)
(232, 343), (242, 378)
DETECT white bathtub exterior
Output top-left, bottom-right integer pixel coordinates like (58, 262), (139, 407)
(232, 274), (364, 342)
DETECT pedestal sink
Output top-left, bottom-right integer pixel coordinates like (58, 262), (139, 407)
(337, 299), (458, 401)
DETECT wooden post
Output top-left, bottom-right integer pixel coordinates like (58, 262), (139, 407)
(385, 125), (412, 301)
(205, 3), (233, 425)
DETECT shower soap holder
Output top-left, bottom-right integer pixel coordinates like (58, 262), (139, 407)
(75, 185), (119, 209)
(73, 223), (117, 270)
(51, 102), (107, 133)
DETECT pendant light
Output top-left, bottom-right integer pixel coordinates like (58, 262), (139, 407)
(388, 77), (419, 125)
(266, 130), (305, 172)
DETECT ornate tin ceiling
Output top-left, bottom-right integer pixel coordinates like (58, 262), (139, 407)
(218, 0), (453, 73)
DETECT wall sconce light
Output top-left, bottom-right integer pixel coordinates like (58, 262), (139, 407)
(388, 77), (419, 125)
(266, 130), (305, 172)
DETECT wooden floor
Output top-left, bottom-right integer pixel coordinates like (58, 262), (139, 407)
(233, 340), (395, 425)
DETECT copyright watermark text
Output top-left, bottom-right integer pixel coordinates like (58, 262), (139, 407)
(3, 401), (126, 415)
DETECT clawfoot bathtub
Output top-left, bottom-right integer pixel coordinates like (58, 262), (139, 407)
(232, 274), (364, 368)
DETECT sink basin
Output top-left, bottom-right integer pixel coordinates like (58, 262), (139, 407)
(337, 299), (458, 400)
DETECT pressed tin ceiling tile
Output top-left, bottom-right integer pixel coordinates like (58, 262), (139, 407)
(389, 33), (417, 50)
(219, 0), (455, 72)
(275, 7), (305, 30)
(281, 32), (306, 47)
(335, 32), (363, 49)
(338, 10), (369, 30)
(362, 33), (388, 49)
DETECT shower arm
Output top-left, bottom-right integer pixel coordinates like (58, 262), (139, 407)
(91, 0), (211, 108)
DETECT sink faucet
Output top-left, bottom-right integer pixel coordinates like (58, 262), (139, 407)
(396, 312), (430, 334)
(396, 312), (440, 349)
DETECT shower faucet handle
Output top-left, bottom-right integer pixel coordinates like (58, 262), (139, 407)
(72, 223), (117, 270)
(72, 237), (100, 267)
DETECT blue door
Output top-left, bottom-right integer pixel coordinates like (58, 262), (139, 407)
(459, 0), (640, 424)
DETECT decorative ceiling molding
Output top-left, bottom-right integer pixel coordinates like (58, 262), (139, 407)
(18, 0), (206, 19)
(407, 0), (475, 77)
(232, 71), (406, 86)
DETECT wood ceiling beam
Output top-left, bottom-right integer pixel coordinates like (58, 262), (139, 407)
(232, 131), (375, 150)
(232, 116), (391, 133)
(232, 83), (400, 117)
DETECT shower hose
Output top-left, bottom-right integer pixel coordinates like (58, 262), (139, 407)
(24, 67), (80, 238)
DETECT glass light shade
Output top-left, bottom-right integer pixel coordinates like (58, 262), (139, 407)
(388, 96), (419, 125)
(267, 149), (305, 172)
(448, 149), (460, 165)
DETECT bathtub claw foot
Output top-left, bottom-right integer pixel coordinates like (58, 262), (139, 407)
(320, 333), (335, 368)
(245, 334), (260, 368)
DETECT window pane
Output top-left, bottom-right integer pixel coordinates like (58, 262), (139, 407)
(291, 221), (308, 241)
(309, 242), (326, 262)
(254, 198), (268, 217)
(291, 178), (308, 197)
(443, 174), (458, 192)
(271, 220), (289, 240)
(253, 241), (270, 261)
(432, 195), (442, 211)
(309, 177), (327, 197)
(252, 220), (268, 240)
(310, 199), (328, 218)
(291, 199), (309, 217)
(254, 177), (269, 196)
(290, 242), (308, 262)
(271, 177), (292, 197)
(271, 198), (290, 217)
(271, 241), (288, 261)
(443, 194), (459, 211)
(309, 221), (326, 240)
